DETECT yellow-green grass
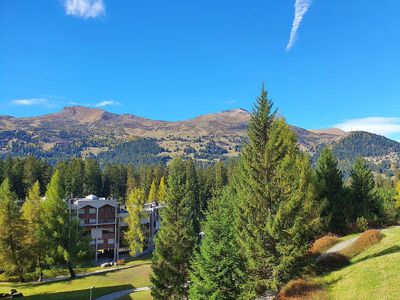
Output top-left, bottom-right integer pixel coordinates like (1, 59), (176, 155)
(117, 290), (152, 300)
(0, 258), (151, 300)
(0, 254), (152, 282)
(317, 226), (400, 299)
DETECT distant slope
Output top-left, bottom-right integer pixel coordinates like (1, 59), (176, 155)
(0, 106), (399, 173)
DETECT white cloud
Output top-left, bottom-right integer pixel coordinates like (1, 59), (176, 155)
(64, 0), (105, 19)
(95, 100), (121, 107)
(11, 98), (51, 106)
(286, 0), (313, 51)
(335, 117), (400, 137)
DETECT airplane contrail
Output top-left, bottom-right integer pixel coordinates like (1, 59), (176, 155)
(286, 0), (313, 51)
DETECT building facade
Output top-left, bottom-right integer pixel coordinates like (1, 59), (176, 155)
(67, 195), (162, 263)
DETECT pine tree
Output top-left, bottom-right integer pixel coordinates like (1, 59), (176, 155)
(83, 159), (102, 196)
(127, 166), (138, 194)
(151, 158), (197, 299)
(185, 159), (201, 236)
(349, 158), (379, 221)
(315, 148), (347, 233)
(0, 179), (27, 282)
(125, 188), (145, 255)
(234, 86), (322, 296)
(157, 176), (166, 203)
(189, 188), (246, 299)
(22, 181), (46, 281)
(212, 161), (227, 198)
(41, 170), (88, 278)
(148, 180), (158, 203)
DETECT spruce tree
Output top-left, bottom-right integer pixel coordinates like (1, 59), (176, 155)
(234, 86), (322, 296)
(126, 188), (145, 255)
(0, 179), (27, 282)
(349, 158), (379, 222)
(41, 170), (88, 278)
(212, 161), (227, 198)
(151, 158), (197, 299)
(22, 181), (46, 281)
(189, 188), (246, 299)
(83, 159), (102, 196)
(148, 180), (157, 203)
(315, 148), (347, 233)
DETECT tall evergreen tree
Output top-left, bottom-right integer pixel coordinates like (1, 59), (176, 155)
(212, 161), (227, 198)
(234, 86), (322, 296)
(148, 180), (158, 203)
(185, 159), (201, 235)
(315, 148), (347, 233)
(41, 170), (88, 278)
(126, 166), (138, 194)
(189, 188), (246, 299)
(22, 181), (46, 281)
(151, 158), (197, 299)
(83, 159), (102, 196)
(0, 179), (27, 282)
(125, 188), (145, 255)
(349, 158), (379, 221)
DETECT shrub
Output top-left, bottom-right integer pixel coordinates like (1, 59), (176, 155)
(316, 253), (350, 273)
(339, 229), (383, 258)
(277, 278), (327, 300)
(309, 234), (340, 255)
(355, 217), (369, 232)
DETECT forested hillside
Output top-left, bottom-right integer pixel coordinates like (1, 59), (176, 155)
(0, 106), (399, 174)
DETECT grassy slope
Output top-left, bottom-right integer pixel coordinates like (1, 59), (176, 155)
(319, 226), (400, 300)
(117, 290), (152, 300)
(0, 258), (151, 300)
(0, 254), (152, 282)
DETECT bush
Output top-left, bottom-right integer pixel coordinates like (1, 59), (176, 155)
(277, 278), (327, 300)
(339, 229), (383, 258)
(316, 253), (350, 273)
(355, 217), (369, 232)
(309, 234), (340, 255)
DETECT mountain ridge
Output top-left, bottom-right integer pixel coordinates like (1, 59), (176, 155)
(0, 106), (399, 174)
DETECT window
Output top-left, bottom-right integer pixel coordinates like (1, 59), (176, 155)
(89, 208), (96, 214)
(108, 239), (114, 245)
(102, 228), (114, 234)
(89, 219), (97, 224)
(79, 208), (85, 214)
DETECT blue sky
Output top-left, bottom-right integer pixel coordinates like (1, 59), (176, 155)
(1, 0), (400, 141)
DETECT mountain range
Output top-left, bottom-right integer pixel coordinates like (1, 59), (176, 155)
(0, 106), (399, 174)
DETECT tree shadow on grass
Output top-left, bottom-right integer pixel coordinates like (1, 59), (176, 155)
(21, 284), (135, 300)
(353, 245), (400, 264)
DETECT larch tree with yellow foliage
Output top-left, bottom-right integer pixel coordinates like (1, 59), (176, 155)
(126, 188), (146, 256)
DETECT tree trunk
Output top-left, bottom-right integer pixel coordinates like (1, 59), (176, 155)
(38, 267), (43, 282)
(68, 265), (76, 278)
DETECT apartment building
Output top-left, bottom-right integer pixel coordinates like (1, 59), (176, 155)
(67, 195), (162, 263)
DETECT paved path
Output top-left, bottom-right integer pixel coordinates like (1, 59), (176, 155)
(325, 236), (358, 254)
(317, 236), (359, 261)
(95, 287), (150, 300)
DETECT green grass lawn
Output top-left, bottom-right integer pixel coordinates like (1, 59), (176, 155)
(0, 256), (152, 300)
(117, 290), (152, 300)
(317, 226), (400, 300)
(0, 254), (152, 282)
